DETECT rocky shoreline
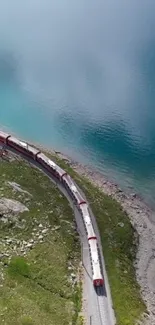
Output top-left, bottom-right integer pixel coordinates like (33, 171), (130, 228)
(51, 150), (155, 325)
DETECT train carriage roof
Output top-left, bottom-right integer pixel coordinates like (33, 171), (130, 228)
(0, 130), (10, 139)
(81, 204), (89, 216)
(74, 190), (86, 203)
(89, 239), (103, 281)
(81, 204), (96, 238)
(56, 165), (66, 177)
(85, 214), (91, 224)
(37, 152), (66, 176)
(89, 239), (99, 264)
(63, 175), (77, 190)
(63, 175), (85, 200)
(28, 145), (40, 154)
(9, 136), (27, 146)
(37, 153), (56, 167)
(87, 224), (96, 239)
(37, 152), (48, 162)
(9, 136), (39, 154)
(48, 159), (56, 168)
(63, 174), (74, 186)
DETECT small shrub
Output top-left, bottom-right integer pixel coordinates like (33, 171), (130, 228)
(8, 257), (30, 278)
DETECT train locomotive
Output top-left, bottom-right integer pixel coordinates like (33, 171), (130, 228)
(80, 203), (103, 286)
(0, 130), (104, 287)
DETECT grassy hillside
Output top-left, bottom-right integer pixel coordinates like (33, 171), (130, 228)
(0, 154), (81, 325)
(45, 151), (146, 325)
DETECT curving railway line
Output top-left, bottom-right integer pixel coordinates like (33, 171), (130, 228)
(0, 130), (115, 325)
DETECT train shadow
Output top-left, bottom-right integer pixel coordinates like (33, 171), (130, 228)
(95, 284), (107, 297)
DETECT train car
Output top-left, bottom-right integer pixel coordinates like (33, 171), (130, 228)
(62, 174), (86, 205)
(7, 136), (40, 159)
(36, 152), (66, 180)
(89, 238), (104, 287)
(80, 204), (96, 240)
(54, 164), (67, 179)
(0, 131), (10, 144)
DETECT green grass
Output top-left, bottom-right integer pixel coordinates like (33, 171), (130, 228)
(8, 256), (30, 277)
(43, 151), (146, 325)
(0, 156), (81, 325)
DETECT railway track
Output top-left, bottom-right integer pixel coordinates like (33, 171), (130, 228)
(95, 287), (109, 325)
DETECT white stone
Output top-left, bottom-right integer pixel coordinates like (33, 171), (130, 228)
(42, 229), (48, 234)
(27, 243), (33, 248)
(71, 273), (76, 279)
(6, 239), (12, 244)
(117, 222), (124, 228)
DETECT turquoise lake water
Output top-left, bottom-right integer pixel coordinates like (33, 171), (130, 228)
(0, 0), (155, 206)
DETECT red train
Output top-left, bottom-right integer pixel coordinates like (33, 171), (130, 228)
(0, 130), (104, 287)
